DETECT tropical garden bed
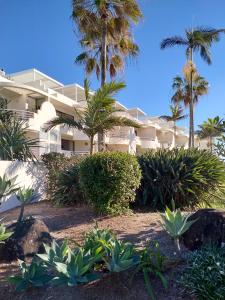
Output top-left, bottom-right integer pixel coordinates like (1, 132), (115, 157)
(0, 201), (190, 300)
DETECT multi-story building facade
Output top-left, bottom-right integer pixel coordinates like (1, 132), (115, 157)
(0, 68), (208, 157)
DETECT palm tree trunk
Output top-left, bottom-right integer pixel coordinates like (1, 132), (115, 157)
(90, 135), (94, 155)
(17, 203), (25, 223)
(98, 17), (107, 152)
(189, 48), (194, 148)
(209, 136), (213, 153)
(173, 121), (176, 147)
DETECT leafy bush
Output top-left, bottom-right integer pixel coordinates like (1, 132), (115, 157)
(42, 153), (85, 206)
(136, 148), (225, 210)
(181, 245), (225, 299)
(79, 152), (141, 214)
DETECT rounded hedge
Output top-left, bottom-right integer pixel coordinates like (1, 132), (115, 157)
(136, 148), (225, 210)
(79, 152), (141, 214)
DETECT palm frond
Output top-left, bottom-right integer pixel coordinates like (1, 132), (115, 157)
(160, 36), (188, 49)
(45, 116), (83, 132)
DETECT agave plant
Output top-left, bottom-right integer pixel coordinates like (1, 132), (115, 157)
(51, 248), (98, 286)
(16, 187), (39, 223)
(161, 206), (196, 251)
(37, 240), (71, 265)
(9, 259), (52, 292)
(0, 219), (12, 244)
(0, 174), (18, 203)
(103, 239), (139, 273)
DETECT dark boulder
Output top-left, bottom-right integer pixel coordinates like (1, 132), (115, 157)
(0, 218), (52, 261)
(183, 209), (225, 250)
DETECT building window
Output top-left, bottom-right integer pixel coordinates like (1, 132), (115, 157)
(61, 139), (70, 151)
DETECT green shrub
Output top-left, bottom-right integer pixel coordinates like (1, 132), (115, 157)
(136, 148), (225, 210)
(42, 153), (85, 206)
(181, 245), (225, 299)
(79, 152), (141, 214)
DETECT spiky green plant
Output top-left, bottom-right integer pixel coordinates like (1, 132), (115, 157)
(51, 248), (98, 286)
(0, 219), (12, 244)
(9, 259), (51, 292)
(16, 187), (38, 223)
(0, 174), (18, 203)
(0, 118), (39, 161)
(132, 242), (167, 300)
(137, 148), (225, 210)
(37, 240), (71, 265)
(161, 206), (196, 251)
(103, 239), (139, 273)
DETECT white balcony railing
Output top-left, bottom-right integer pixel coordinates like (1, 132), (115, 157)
(1, 109), (34, 121)
(60, 150), (89, 156)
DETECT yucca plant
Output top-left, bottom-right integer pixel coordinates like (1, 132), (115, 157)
(9, 259), (52, 292)
(0, 174), (18, 203)
(161, 205), (196, 251)
(0, 219), (12, 244)
(16, 187), (38, 223)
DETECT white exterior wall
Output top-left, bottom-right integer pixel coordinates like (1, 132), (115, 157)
(0, 161), (46, 213)
(0, 69), (211, 156)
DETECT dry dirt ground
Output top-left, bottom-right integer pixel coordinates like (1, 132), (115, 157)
(0, 201), (192, 300)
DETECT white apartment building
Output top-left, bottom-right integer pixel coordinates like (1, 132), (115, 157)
(0, 68), (207, 157)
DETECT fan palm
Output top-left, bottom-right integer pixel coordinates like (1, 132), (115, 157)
(75, 34), (139, 80)
(46, 80), (140, 155)
(160, 104), (187, 145)
(72, 0), (142, 86)
(161, 26), (225, 147)
(72, 1), (142, 151)
(172, 68), (209, 145)
(196, 116), (225, 152)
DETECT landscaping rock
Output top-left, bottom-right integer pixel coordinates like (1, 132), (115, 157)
(0, 218), (52, 261)
(182, 209), (225, 250)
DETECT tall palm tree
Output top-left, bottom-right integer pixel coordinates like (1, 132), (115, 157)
(160, 104), (187, 146)
(75, 34), (139, 80)
(72, 0), (142, 86)
(172, 67), (209, 145)
(46, 80), (140, 155)
(72, 1), (142, 151)
(196, 116), (225, 152)
(161, 27), (225, 147)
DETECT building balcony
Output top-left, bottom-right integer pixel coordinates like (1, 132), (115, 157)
(60, 150), (89, 156)
(3, 109), (35, 121)
(138, 137), (158, 149)
(105, 132), (130, 145)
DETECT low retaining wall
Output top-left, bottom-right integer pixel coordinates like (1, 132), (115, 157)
(0, 161), (46, 213)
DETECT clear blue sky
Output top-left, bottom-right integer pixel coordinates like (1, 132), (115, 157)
(0, 0), (225, 128)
